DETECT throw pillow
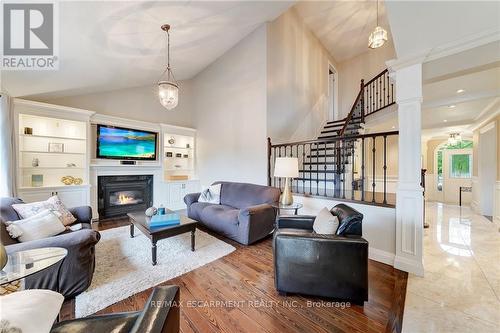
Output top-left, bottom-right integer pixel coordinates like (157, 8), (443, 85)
(198, 184), (222, 204)
(313, 207), (339, 234)
(5, 209), (66, 242)
(12, 195), (76, 226)
(0, 289), (64, 333)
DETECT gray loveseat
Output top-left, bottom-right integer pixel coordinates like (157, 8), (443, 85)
(184, 181), (280, 245)
(0, 197), (100, 298)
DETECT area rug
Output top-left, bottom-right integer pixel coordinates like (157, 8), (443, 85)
(75, 225), (235, 317)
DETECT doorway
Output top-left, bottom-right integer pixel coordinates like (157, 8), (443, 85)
(434, 140), (473, 205)
(328, 64), (338, 121)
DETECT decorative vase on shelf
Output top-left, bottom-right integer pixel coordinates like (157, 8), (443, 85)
(32, 158), (39, 167)
(0, 243), (7, 270)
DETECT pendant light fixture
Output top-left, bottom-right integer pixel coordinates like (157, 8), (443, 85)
(448, 133), (462, 146)
(368, 0), (388, 49)
(158, 24), (179, 110)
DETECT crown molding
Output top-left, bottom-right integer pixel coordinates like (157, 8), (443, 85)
(386, 28), (500, 74)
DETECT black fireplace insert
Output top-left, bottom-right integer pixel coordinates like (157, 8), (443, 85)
(98, 175), (153, 219)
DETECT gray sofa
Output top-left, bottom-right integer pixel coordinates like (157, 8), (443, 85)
(184, 181), (280, 245)
(0, 197), (100, 298)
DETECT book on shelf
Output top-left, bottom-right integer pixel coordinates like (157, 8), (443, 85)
(149, 213), (180, 227)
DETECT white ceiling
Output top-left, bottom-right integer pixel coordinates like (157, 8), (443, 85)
(2, 1), (292, 98)
(385, 1), (500, 60)
(367, 61), (500, 139)
(294, 0), (392, 62)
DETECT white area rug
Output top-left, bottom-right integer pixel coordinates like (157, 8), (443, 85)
(75, 225), (235, 317)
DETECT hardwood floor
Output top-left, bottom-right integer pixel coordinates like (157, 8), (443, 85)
(61, 218), (408, 333)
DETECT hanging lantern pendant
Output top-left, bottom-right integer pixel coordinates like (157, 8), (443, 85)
(368, 0), (388, 49)
(158, 24), (179, 110)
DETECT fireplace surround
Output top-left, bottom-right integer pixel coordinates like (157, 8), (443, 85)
(98, 175), (153, 219)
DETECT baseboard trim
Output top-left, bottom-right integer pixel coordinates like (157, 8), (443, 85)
(369, 247), (395, 266)
(394, 255), (424, 276)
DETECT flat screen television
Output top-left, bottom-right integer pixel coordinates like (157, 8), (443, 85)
(96, 124), (157, 160)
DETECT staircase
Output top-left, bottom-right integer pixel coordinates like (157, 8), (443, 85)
(268, 69), (398, 206)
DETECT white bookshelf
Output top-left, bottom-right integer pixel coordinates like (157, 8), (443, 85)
(18, 114), (88, 188)
(163, 133), (196, 181)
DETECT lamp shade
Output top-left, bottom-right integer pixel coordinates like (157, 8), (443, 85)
(274, 157), (299, 178)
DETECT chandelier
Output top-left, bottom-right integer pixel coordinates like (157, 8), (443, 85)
(368, 0), (388, 49)
(448, 133), (462, 146)
(158, 24), (179, 110)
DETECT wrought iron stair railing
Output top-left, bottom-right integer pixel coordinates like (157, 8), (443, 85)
(267, 68), (397, 207)
(268, 131), (398, 207)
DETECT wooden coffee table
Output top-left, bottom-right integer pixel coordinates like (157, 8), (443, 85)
(127, 210), (198, 266)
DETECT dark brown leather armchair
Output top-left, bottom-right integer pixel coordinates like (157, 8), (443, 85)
(51, 286), (180, 333)
(273, 204), (368, 305)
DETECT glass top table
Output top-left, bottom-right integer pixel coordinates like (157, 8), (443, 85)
(0, 247), (67, 285)
(271, 202), (303, 215)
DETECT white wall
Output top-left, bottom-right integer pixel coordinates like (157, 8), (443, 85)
(478, 125), (497, 215)
(295, 195), (396, 266)
(338, 41), (396, 118)
(43, 81), (195, 128)
(267, 8), (337, 143)
(191, 25), (268, 187)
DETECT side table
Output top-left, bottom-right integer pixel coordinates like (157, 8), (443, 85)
(0, 247), (67, 295)
(271, 202), (304, 215)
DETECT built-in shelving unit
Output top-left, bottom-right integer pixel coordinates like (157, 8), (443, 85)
(18, 113), (89, 188)
(14, 99), (95, 207)
(163, 132), (196, 181)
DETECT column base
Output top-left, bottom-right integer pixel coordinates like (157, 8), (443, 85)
(394, 255), (424, 276)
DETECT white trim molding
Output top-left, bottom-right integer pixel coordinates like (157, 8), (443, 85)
(369, 247), (395, 266)
(394, 63), (424, 277)
(386, 28), (500, 72)
(495, 181), (500, 223)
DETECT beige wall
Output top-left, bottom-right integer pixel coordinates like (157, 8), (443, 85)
(267, 8), (337, 143)
(42, 82), (195, 128)
(425, 139), (446, 174)
(497, 115), (500, 181)
(337, 41), (396, 118)
(359, 135), (399, 177)
(191, 25), (268, 186)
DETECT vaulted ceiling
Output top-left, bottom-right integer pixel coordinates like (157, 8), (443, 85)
(294, 0), (392, 62)
(2, 1), (292, 99)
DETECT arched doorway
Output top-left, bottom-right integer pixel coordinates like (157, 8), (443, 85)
(433, 139), (473, 204)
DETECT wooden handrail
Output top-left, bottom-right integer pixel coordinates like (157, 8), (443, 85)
(339, 79), (364, 136)
(269, 130), (399, 148)
(363, 69), (394, 116)
(364, 68), (388, 86)
(268, 130), (399, 207)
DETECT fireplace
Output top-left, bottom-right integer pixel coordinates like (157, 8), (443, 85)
(98, 175), (153, 219)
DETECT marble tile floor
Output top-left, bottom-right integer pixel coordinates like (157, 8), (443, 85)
(402, 202), (500, 333)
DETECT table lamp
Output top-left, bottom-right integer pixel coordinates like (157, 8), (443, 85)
(274, 157), (299, 205)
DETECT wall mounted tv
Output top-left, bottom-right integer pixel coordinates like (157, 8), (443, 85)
(96, 125), (157, 160)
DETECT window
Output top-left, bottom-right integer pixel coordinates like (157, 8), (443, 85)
(437, 150), (443, 191)
(450, 154), (472, 178)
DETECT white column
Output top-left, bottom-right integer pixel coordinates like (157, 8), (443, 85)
(394, 63), (424, 276)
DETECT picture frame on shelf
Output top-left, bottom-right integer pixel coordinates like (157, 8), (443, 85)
(24, 127), (33, 135)
(166, 152), (173, 158)
(183, 154), (189, 158)
(48, 142), (64, 153)
(31, 174), (43, 187)
(175, 153), (182, 158)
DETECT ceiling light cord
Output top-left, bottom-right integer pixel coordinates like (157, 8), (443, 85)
(376, 0), (379, 27)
